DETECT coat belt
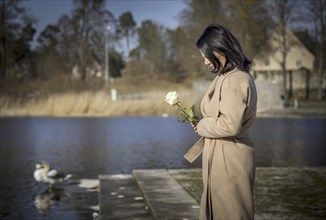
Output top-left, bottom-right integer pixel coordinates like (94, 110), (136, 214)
(184, 129), (250, 163)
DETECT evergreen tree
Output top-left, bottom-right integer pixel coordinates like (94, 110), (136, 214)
(0, 0), (36, 81)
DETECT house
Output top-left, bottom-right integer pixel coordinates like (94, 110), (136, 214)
(253, 29), (315, 73)
(252, 29), (316, 97)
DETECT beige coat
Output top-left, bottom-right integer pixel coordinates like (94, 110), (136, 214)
(196, 68), (257, 220)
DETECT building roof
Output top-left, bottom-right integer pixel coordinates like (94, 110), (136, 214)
(252, 29), (315, 72)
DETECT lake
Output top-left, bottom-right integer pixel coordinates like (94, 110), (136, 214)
(0, 117), (325, 219)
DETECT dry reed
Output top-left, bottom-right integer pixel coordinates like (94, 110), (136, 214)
(0, 90), (199, 117)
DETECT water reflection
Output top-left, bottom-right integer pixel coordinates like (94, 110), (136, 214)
(34, 188), (65, 214)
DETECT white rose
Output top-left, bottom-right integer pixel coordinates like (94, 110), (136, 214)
(164, 91), (180, 106)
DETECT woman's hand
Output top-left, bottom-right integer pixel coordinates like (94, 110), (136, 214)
(191, 122), (198, 133)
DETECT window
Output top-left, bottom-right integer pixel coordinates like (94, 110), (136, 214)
(296, 60), (302, 68)
(264, 60), (270, 66)
(274, 46), (290, 53)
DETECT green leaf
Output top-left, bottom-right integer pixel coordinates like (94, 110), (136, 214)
(191, 104), (196, 114)
(178, 113), (186, 123)
(184, 107), (193, 118)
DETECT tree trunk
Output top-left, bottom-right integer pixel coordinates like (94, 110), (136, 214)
(0, 0), (6, 81)
(318, 31), (325, 100)
(318, 68), (325, 100)
(305, 68), (310, 100)
(280, 23), (288, 98)
(317, 0), (325, 100)
(80, 7), (90, 82)
(126, 34), (130, 76)
(282, 68), (287, 95)
(288, 70), (293, 99)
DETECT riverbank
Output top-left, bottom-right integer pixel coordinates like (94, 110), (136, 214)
(1, 91), (325, 118)
(1, 75), (325, 118)
(257, 100), (326, 118)
(0, 91), (196, 117)
(0, 76), (196, 117)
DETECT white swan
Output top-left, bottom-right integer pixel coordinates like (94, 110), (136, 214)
(34, 161), (72, 188)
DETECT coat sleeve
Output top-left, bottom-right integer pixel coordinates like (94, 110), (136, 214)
(196, 86), (247, 138)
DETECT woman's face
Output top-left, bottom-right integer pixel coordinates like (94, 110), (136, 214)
(200, 52), (214, 69)
(200, 51), (226, 71)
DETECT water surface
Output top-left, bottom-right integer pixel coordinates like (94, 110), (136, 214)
(0, 117), (325, 219)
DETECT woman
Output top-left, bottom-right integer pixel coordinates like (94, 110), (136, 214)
(193, 24), (257, 219)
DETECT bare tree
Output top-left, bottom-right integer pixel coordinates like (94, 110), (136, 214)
(72, 0), (113, 81)
(56, 15), (75, 73)
(178, 0), (226, 77)
(226, 0), (273, 59)
(269, 0), (301, 98)
(117, 11), (136, 75)
(137, 20), (167, 76)
(306, 0), (326, 99)
(166, 27), (188, 82)
(36, 24), (64, 79)
(0, 0), (5, 81)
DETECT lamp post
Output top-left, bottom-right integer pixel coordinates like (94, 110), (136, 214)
(104, 23), (118, 101)
(104, 24), (110, 90)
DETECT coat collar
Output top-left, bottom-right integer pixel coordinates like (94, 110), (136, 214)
(205, 68), (239, 99)
(201, 68), (239, 117)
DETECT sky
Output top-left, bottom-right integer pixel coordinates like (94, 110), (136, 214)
(22, 0), (186, 41)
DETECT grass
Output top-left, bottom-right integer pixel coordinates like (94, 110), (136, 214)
(171, 167), (326, 219)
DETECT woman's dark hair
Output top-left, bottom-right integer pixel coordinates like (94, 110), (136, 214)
(196, 24), (251, 74)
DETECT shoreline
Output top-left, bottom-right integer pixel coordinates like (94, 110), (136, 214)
(1, 95), (325, 118)
(1, 113), (325, 119)
(1, 110), (325, 119)
(1, 114), (325, 119)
